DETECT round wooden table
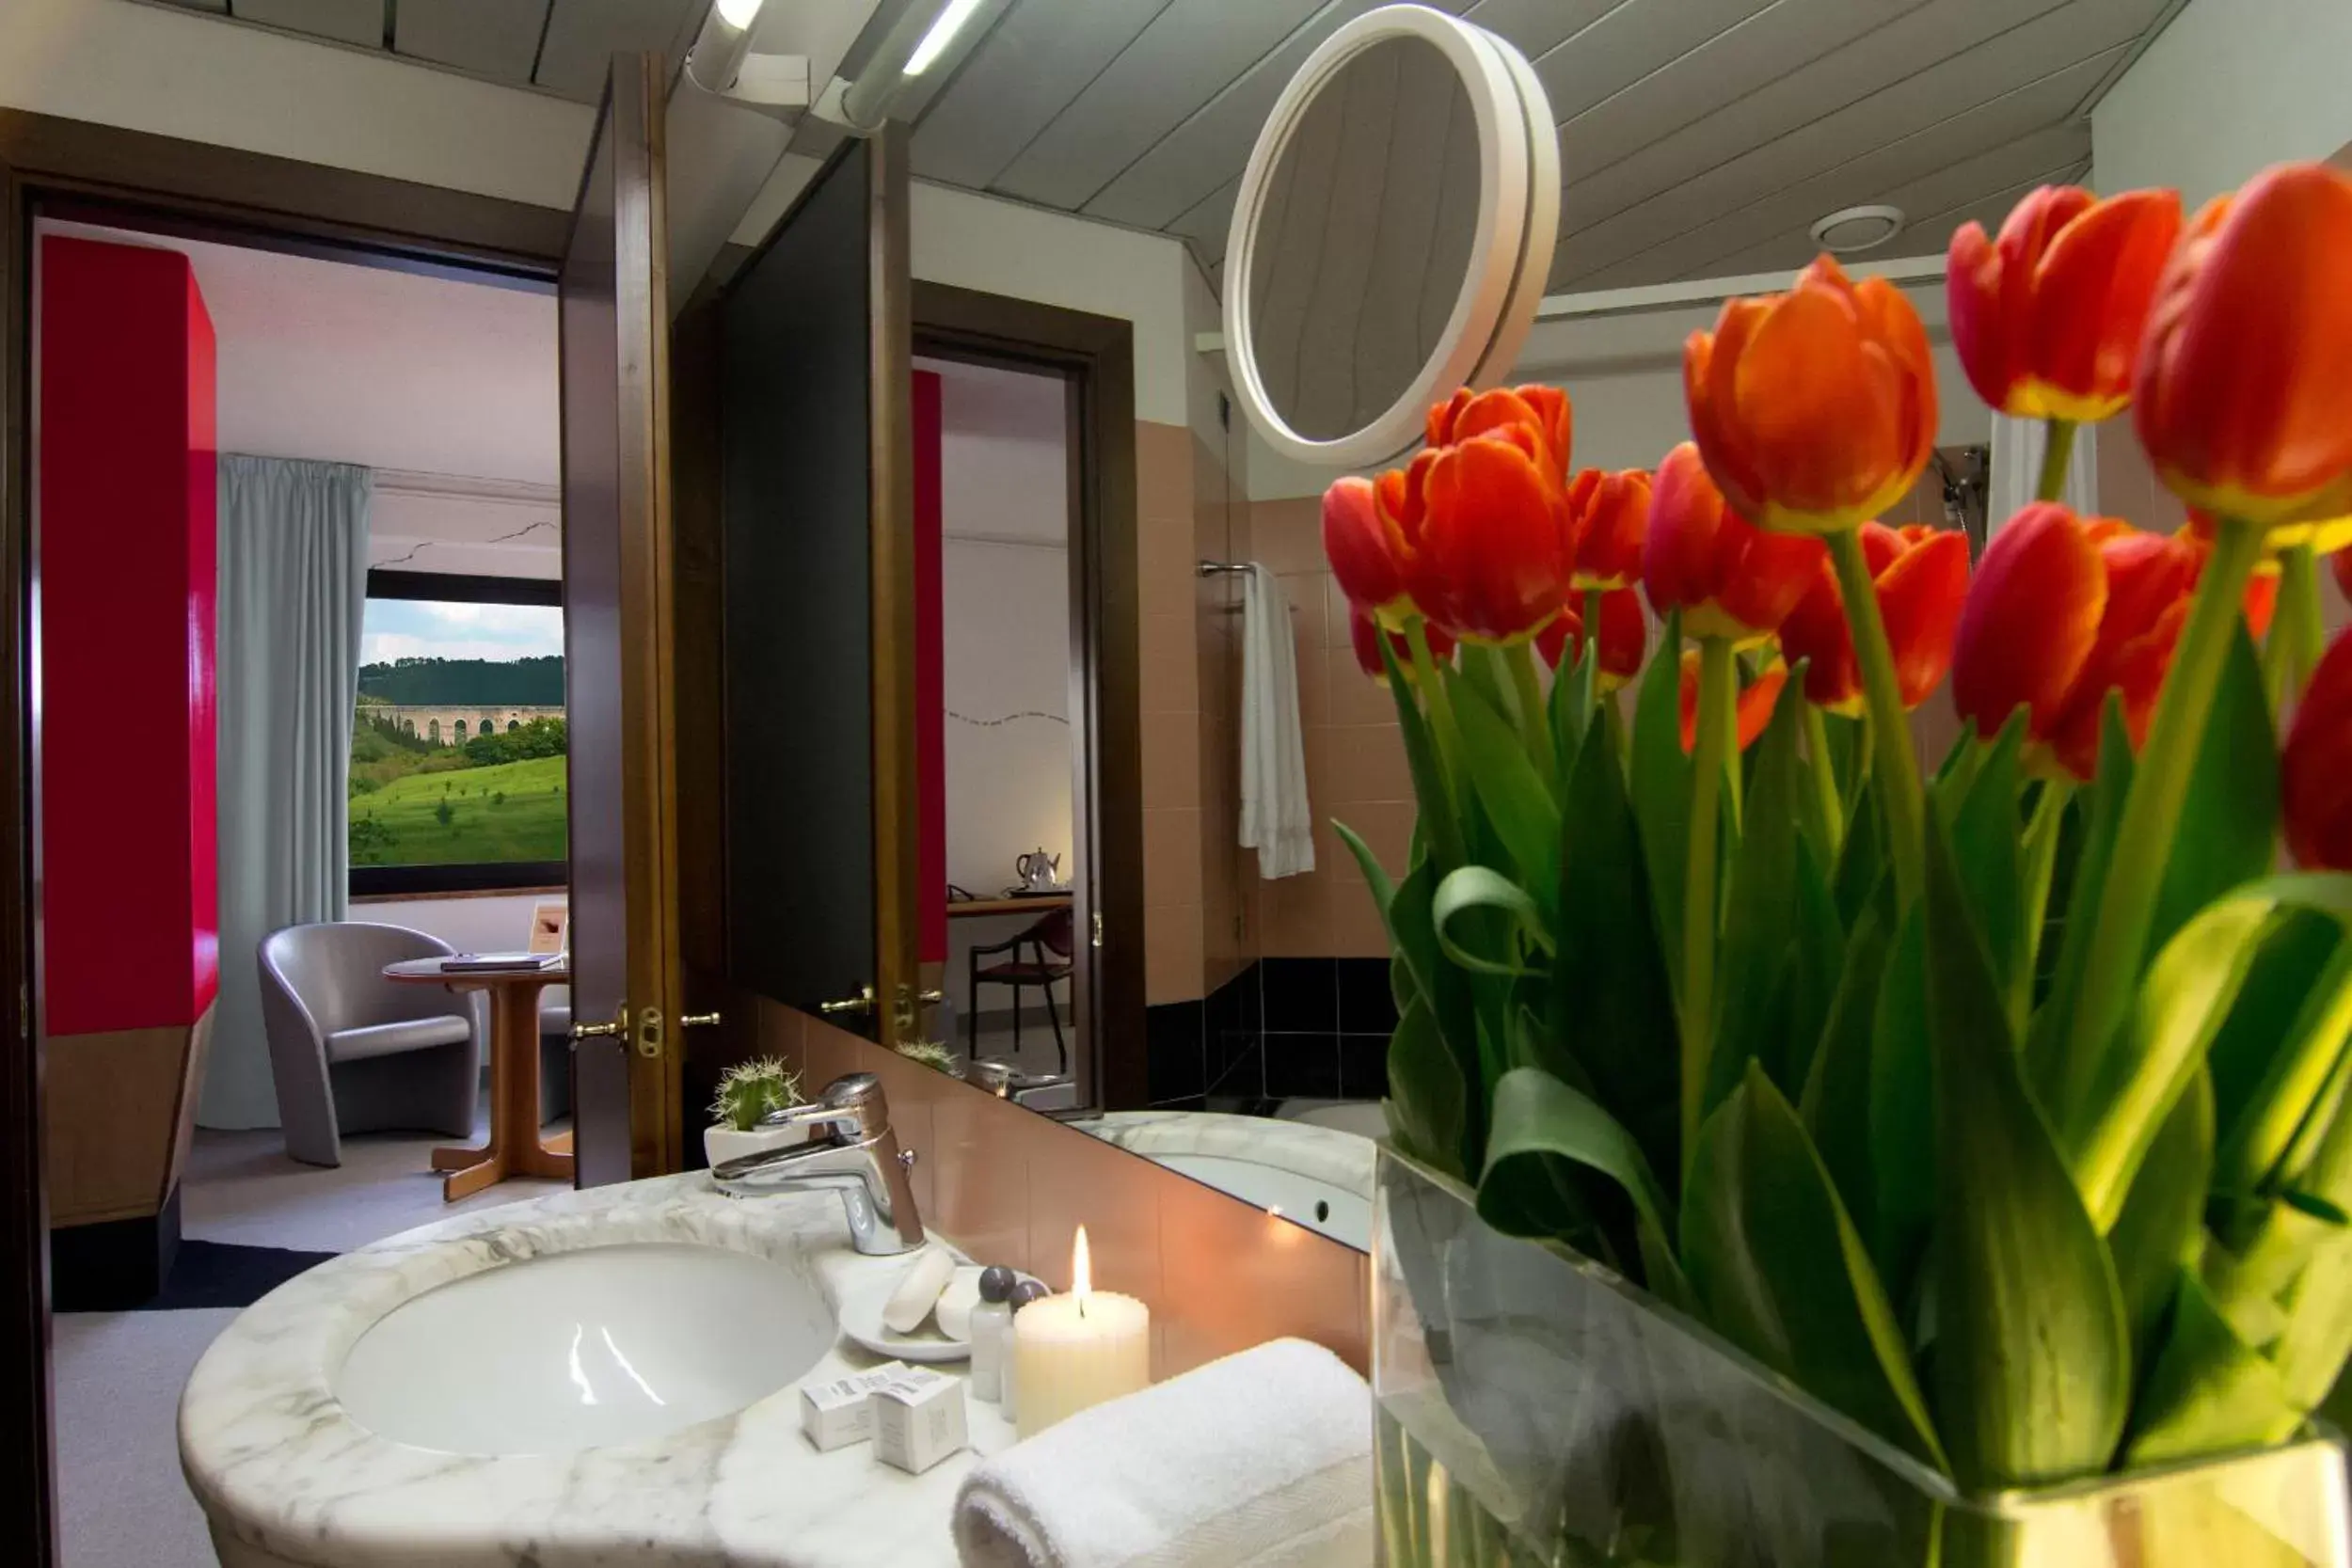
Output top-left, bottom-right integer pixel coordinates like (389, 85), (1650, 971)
(383, 958), (573, 1201)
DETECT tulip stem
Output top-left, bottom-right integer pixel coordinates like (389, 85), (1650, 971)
(2036, 419), (2078, 504)
(1802, 703), (1844, 859)
(1681, 636), (1735, 1178)
(1828, 527), (1925, 911)
(1505, 641), (1556, 788)
(2058, 516), (2267, 1105)
(1406, 618), (1467, 832)
(1582, 588), (1606, 714)
(2280, 543), (2324, 704)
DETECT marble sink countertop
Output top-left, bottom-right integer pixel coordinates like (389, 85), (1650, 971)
(180, 1173), (1016, 1568)
(1078, 1109), (1376, 1198)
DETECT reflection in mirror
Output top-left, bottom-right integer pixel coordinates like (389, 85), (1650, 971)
(1247, 36), (1481, 448)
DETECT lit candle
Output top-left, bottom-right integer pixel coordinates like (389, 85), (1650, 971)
(1011, 1226), (1151, 1437)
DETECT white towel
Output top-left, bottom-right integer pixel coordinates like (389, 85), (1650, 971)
(1238, 565), (1315, 879)
(951, 1338), (1372, 1568)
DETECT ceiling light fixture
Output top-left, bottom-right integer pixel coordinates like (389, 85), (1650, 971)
(715, 0), (766, 28)
(905, 0), (987, 76)
(1810, 204), (1907, 255)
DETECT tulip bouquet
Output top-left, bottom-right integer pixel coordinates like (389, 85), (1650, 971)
(1338, 163), (2352, 1557)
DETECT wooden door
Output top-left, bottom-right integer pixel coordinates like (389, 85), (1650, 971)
(716, 131), (919, 1046)
(560, 55), (684, 1182)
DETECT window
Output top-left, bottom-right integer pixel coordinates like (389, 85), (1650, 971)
(350, 569), (565, 895)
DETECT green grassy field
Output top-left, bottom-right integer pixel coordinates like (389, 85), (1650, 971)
(350, 754), (567, 865)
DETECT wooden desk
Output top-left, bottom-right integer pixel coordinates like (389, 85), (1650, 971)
(383, 958), (571, 1201)
(946, 893), (1073, 920)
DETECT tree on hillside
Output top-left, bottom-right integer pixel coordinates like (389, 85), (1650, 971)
(460, 716), (567, 767)
(356, 655), (564, 705)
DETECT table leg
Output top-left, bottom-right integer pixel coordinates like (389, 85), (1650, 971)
(496, 982), (574, 1183)
(442, 1151), (507, 1202)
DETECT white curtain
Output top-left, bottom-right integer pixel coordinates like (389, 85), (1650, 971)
(1989, 413), (2099, 535)
(199, 456), (372, 1129)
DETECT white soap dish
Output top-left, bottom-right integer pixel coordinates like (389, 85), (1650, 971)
(836, 1271), (974, 1365)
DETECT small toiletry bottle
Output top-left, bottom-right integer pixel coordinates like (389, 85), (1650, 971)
(969, 1266), (1015, 1402)
(1000, 1278), (1049, 1424)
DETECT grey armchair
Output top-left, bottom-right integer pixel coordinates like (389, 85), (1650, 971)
(258, 923), (482, 1167)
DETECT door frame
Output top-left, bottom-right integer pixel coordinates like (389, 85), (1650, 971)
(0, 107), (571, 1567)
(911, 282), (1145, 1111)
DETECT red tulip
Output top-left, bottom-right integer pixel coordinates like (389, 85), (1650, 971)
(1643, 443), (1825, 646)
(2283, 627), (2352, 869)
(1947, 185), (2183, 422)
(1952, 504), (2209, 779)
(1347, 602), (1453, 686)
(1685, 257), (1939, 535)
(1679, 650), (1787, 753)
(1568, 467), (1654, 590)
(1534, 586), (1645, 689)
(2134, 164), (2352, 534)
(1781, 523), (1971, 714)
(1323, 476), (1412, 626)
(1373, 416), (1578, 646)
(1426, 385), (1572, 483)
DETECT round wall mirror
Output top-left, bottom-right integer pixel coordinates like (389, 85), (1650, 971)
(1223, 6), (1559, 468)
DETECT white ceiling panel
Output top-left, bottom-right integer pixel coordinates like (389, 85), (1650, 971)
(232, 0), (383, 48)
(907, 0), (1173, 190)
(1167, 174), (1242, 268)
(1559, 0), (2163, 283)
(1456, 0), (1620, 63)
(155, 0), (228, 12)
(1080, 0), (1472, 231)
(1579, 60), (2114, 288)
(396, 0), (550, 81)
(992, 0), (1327, 211)
(533, 0), (700, 102)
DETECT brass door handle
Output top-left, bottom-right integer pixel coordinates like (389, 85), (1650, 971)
(571, 1006), (628, 1040)
(820, 986), (876, 1017)
(915, 990), (943, 1006)
(681, 1011), (722, 1028)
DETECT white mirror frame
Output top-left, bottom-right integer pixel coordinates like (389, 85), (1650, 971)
(1222, 6), (1560, 469)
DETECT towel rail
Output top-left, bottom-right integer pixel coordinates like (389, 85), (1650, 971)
(1197, 560), (1251, 577)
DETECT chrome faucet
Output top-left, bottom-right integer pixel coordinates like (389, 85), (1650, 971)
(710, 1072), (925, 1256)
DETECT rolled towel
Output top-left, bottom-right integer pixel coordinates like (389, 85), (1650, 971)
(952, 1338), (1371, 1568)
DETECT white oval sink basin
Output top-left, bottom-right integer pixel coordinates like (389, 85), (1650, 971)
(335, 1243), (832, 1456)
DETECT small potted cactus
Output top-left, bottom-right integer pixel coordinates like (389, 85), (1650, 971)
(704, 1058), (807, 1169)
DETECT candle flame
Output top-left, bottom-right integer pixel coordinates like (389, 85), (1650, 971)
(1072, 1224), (1092, 1307)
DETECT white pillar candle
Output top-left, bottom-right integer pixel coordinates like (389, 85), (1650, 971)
(1012, 1226), (1151, 1437)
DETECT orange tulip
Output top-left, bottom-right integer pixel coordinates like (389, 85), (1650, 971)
(1534, 586), (1645, 689)
(1643, 443), (1825, 646)
(1567, 467), (1654, 590)
(1427, 384), (1572, 483)
(2283, 627), (2352, 869)
(1947, 185), (2182, 422)
(1373, 414), (1578, 646)
(1780, 522), (1971, 714)
(1323, 476), (1413, 626)
(1951, 503), (2212, 779)
(1347, 602), (1453, 686)
(2134, 163), (2352, 534)
(1685, 257), (1939, 535)
(1678, 650), (1786, 753)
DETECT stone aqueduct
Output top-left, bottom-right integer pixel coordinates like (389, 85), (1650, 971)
(360, 702), (564, 747)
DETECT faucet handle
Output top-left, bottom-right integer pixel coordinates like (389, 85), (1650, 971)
(757, 1071), (890, 1137)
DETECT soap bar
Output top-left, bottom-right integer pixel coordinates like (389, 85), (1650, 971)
(871, 1367), (969, 1475)
(801, 1361), (910, 1450)
(934, 1267), (985, 1341)
(882, 1246), (956, 1334)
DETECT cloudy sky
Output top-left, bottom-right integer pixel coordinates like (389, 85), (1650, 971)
(360, 599), (564, 666)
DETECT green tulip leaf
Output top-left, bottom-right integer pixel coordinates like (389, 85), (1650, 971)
(1923, 797), (2131, 1490)
(2026, 699), (2135, 1123)
(2217, 938), (2352, 1204)
(1384, 996), (1469, 1182)
(2105, 1069), (2215, 1361)
(2274, 1227), (2352, 1412)
(1630, 611), (1692, 993)
(1868, 901), (1932, 1298)
(2150, 624), (2277, 960)
(2126, 1269), (2302, 1467)
(1680, 1063), (1947, 1469)
(1481, 1066), (1690, 1308)
(1388, 857), (1486, 1168)
(1550, 710), (1680, 1180)
(1803, 904), (1891, 1248)
(2211, 912), (2346, 1190)
(1432, 864), (1552, 977)
(1943, 708), (2028, 1034)
(1449, 676), (1562, 911)
(1375, 631), (1464, 870)
(1333, 817), (1396, 924)
(1833, 784), (1887, 933)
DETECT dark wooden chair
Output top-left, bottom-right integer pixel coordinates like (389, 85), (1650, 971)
(967, 906), (1073, 1072)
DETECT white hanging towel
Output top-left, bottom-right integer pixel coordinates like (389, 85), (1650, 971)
(1239, 564), (1315, 879)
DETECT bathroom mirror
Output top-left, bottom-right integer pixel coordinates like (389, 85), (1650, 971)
(1222, 5), (1559, 468)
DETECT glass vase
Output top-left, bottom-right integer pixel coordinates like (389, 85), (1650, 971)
(1371, 1147), (2350, 1568)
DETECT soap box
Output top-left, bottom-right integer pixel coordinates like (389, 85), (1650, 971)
(801, 1361), (911, 1451)
(870, 1367), (969, 1475)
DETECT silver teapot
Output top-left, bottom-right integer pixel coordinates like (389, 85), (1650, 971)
(1015, 847), (1062, 891)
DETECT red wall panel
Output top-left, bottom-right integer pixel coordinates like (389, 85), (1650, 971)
(38, 236), (218, 1035)
(914, 369), (946, 966)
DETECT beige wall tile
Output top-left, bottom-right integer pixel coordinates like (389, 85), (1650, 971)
(1026, 1125), (1166, 1305)
(1145, 906), (1205, 1004)
(1140, 611), (1199, 714)
(1326, 647), (1398, 727)
(926, 1088), (1036, 1274)
(1317, 723), (1413, 806)
(1157, 1174), (1366, 1376)
(1251, 497), (1324, 575)
(1143, 807), (1205, 911)
(1140, 711), (1201, 810)
(1258, 871), (1334, 958)
(1135, 420), (1194, 526)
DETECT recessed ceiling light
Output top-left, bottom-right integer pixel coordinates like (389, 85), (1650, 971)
(1810, 204), (1906, 255)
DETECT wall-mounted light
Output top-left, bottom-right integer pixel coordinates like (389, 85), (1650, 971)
(835, 0), (993, 130)
(903, 0), (985, 76)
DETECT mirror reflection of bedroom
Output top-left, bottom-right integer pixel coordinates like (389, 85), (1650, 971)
(917, 356), (1084, 1099)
